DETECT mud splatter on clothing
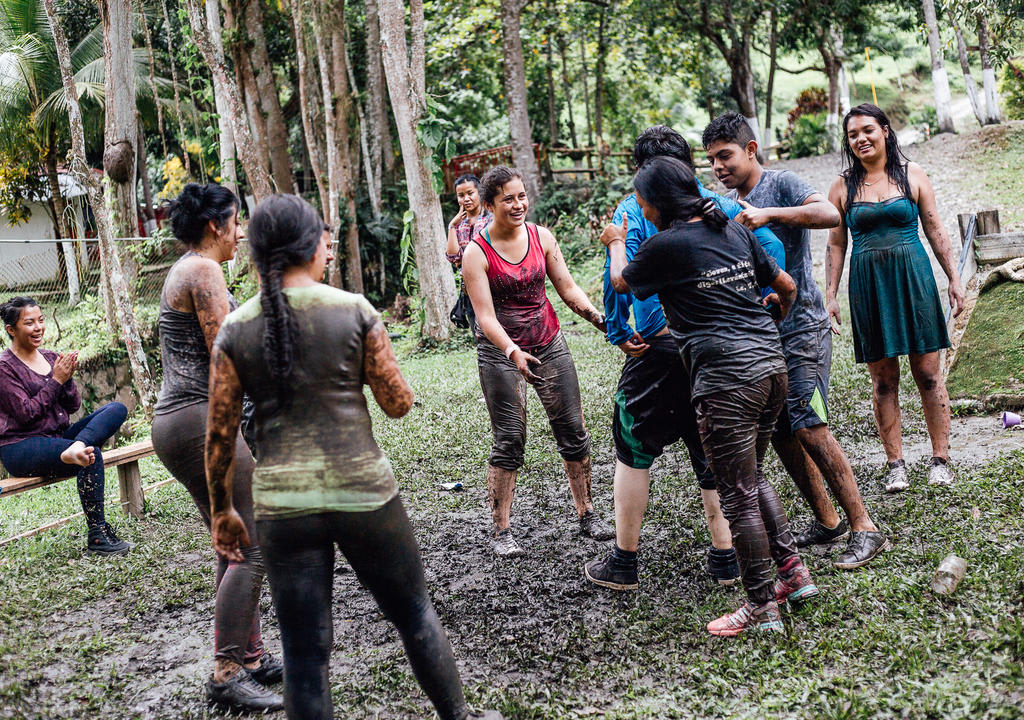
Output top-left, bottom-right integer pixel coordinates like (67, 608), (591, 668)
(215, 285), (398, 518)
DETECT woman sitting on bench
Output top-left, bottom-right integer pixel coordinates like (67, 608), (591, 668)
(0, 296), (130, 555)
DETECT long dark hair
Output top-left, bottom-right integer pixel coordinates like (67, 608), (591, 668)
(840, 104), (912, 212)
(1, 296), (38, 340)
(633, 156), (728, 232)
(247, 195), (326, 390)
(167, 183), (240, 247)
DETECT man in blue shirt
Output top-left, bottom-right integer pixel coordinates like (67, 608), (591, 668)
(585, 125), (785, 592)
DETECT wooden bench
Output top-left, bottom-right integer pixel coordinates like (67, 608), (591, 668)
(0, 439), (154, 519)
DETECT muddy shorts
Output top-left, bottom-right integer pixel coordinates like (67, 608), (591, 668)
(477, 332), (590, 471)
(612, 335), (716, 490)
(776, 322), (832, 434)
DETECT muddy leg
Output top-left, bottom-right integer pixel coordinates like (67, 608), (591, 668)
(796, 425), (877, 532)
(565, 456), (595, 518)
(908, 351), (950, 460)
(772, 431), (841, 528)
(867, 357), (903, 463)
(613, 461), (649, 552)
(487, 465), (517, 532)
(700, 489), (733, 550)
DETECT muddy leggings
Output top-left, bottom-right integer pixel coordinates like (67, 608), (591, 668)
(257, 497), (470, 720)
(151, 402), (265, 666)
(695, 373), (799, 605)
(0, 402), (127, 529)
(477, 332), (590, 470)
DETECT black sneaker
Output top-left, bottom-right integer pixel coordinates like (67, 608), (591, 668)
(584, 552), (638, 591)
(86, 523), (131, 556)
(207, 669), (284, 712)
(249, 652), (283, 685)
(706, 548), (740, 586)
(579, 510), (615, 541)
(794, 518), (850, 548)
(834, 531), (891, 570)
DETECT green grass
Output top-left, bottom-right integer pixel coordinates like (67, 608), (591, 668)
(1, 253), (1022, 718)
(947, 281), (1024, 403)
(964, 124), (1024, 231)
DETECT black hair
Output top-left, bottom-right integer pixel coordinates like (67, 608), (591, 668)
(479, 166), (524, 205)
(1, 296), (39, 340)
(453, 174), (481, 192)
(633, 125), (693, 170)
(167, 182), (240, 247)
(633, 156), (728, 233)
(247, 194), (327, 392)
(702, 111), (756, 150)
(840, 103), (912, 212)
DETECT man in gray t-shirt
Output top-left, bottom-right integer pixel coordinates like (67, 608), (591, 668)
(703, 111), (890, 570)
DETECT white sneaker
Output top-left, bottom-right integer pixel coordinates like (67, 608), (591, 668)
(884, 460), (909, 493)
(928, 458), (955, 486)
(493, 528), (525, 557)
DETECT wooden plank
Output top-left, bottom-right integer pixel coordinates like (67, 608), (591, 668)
(104, 439), (155, 466)
(1, 439), (154, 498)
(0, 475), (63, 495)
(975, 233), (1024, 265)
(117, 461), (145, 519)
(976, 209), (1001, 236)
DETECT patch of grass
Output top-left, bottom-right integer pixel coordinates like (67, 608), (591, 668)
(947, 281), (1024, 403)
(960, 123), (1024, 231)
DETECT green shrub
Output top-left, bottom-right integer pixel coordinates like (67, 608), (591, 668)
(1000, 63), (1024, 120)
(907, 106), (939, 139)
(787, 112), (831, 158)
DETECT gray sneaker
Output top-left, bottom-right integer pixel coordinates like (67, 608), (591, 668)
(493, 528), (525, 558)
(928, 457), (955, 486)
(579, 510), (615, 540)
(884, 460), (909, 493)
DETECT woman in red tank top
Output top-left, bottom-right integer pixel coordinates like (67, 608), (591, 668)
(462, 166), (614, 557)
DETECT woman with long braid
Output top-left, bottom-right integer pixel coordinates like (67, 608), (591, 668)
(205, 194), (501, 720)
(151, 184), (282, 712)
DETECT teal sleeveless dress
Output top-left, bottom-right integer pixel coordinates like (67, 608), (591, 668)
(846, 196), (950, 363)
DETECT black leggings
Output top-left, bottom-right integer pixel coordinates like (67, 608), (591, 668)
(257, 497), (469, 720)
(0, 402), (127, 528)
(151, 402), (265, 666)
(695, 373), (799, 605)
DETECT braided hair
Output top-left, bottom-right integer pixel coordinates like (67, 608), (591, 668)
(247, 195), (326, 391)
(633, 156), (728, 233)
(840, 104), (912, 213)
(167, 183), (240, 247)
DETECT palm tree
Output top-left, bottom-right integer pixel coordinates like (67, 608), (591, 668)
(0, 0), (176, 238)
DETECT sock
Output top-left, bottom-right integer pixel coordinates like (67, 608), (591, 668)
(709, 547), (737, 562)
(611, 544), (638, 571)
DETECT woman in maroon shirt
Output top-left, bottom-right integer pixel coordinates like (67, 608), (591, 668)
(0, 296), (129, 555)
(462, 166), (614, 557)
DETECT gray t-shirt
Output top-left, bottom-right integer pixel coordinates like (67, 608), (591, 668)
(731, 169), (828, 340)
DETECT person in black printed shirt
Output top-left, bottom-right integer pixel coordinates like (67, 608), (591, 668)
(603, 156), (819, 637)
(703, 112), (889, 570)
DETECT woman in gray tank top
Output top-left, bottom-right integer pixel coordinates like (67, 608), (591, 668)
(151, 184), (283, 712)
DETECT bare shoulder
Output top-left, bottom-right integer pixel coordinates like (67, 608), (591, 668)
(165, 254), (225, 311)
(461, 240), (487, 273)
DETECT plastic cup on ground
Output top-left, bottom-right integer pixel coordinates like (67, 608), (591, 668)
(930, 554), (966, 595)
(1002, 411), (1021, 429)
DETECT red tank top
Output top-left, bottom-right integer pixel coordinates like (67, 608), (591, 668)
(473, 222), (560, 352)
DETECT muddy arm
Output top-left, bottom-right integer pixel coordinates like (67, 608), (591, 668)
(911, 163), (964, 316)
(540, 226), (605, 331)
(363, 323), (414, 418)
(824, 176), (850, 319)
(205, 348), (249, 562)
(191, 261), (233, 353)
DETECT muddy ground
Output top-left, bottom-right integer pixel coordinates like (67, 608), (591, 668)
(2, 125), (1023, 719)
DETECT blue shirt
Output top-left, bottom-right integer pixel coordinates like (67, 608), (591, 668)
(603, 185), (786, 345)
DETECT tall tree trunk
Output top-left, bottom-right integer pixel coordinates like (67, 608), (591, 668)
(206, 0), (238, 196)
(183, 0), (273, 200)
(580, 34), (593, 151)
(764, 8), (777, 148)
(244, 0), (294, 193)
(834, 27), (850, 117)
(224, 0), (273, 189)
(727, 45), (763, 158)
(98, 0), (139, 301)
(817, 29), (841, 152)
(976, 13), (1002, 124)
(137, 0), (167, 160)
(948, 4), (985, 127)
(344, 24), (381, 221)
(557, 34), (578, 149)
(138, 122), (157, 236)
(922, 0), (955, 133)
(44, 0), (157, 416)
(44, 137), (68, 239)
(289, 0), (329, 216)
(594, 4), (607, 172)
(545, 31), (558, 146)
(160, 0), (191, 175)
(330, 12), (363, 293)
(499, 0), (542, 204)
(313, 1), (342, 287)
(378, 0), (457, 340)
(365, 0), (393, 178)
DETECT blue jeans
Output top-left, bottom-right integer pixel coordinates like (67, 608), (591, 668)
(0, 402), (128, 528)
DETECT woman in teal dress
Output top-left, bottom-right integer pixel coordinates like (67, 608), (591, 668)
(824, 104), (965, 494)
